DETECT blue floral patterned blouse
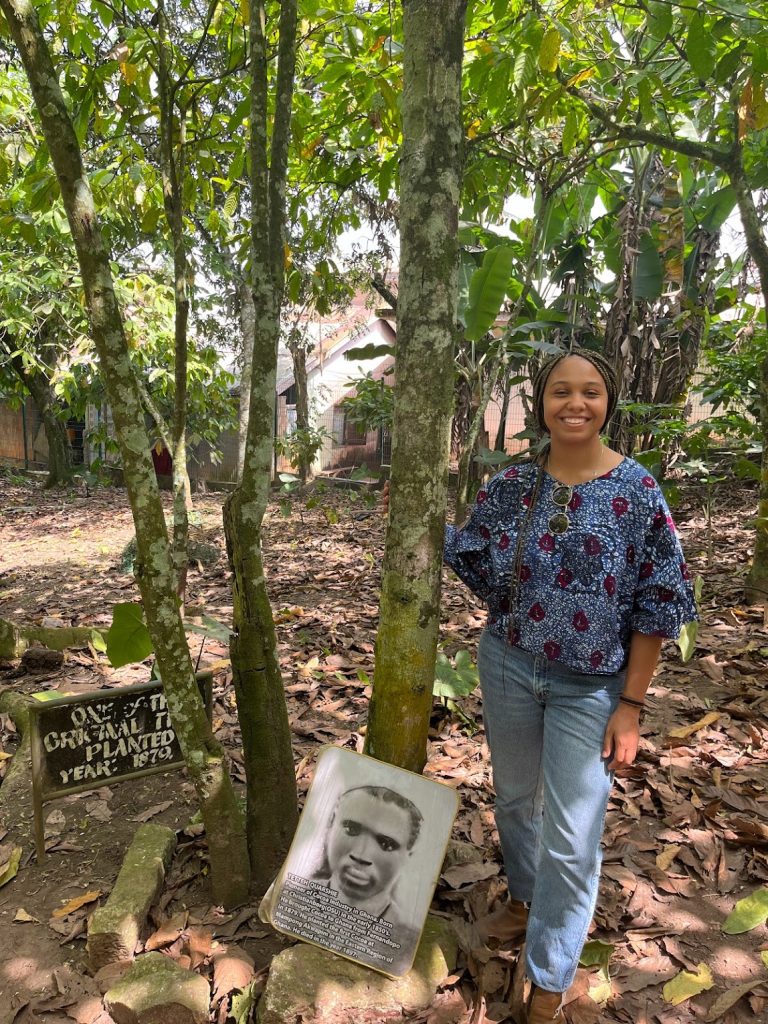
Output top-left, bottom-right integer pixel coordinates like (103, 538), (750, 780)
(444, 458), (697, 675)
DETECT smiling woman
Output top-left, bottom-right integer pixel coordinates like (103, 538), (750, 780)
(443, 347), (697, 1023)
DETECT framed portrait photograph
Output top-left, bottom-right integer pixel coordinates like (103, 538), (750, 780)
(261, 746), (459, 977)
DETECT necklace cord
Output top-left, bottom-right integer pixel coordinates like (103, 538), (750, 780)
(506, 455), (546, 643)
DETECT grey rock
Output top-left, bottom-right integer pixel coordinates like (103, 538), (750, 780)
(87, 824), (177, 972)
(104, 952), (210, 1024)
(257, 915), (458, 1024)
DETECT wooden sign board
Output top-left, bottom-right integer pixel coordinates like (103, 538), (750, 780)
(28, 674), (212, 862)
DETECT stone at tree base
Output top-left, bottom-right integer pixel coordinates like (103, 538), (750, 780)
(87, 824), (177, 972)
(257, 916), (458, 1024)
(104, 952), (210, 1024)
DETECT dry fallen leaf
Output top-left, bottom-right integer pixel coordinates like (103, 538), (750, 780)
(14, 908), (39, 923)
(52, 890), (102, 919)
(45, 809), (67, 834)
(186, 926), (215, 969)
(145, 911), (189, 951)
(442, 861), (500, 889)
(132, 800), (173, 823)
(656, 845), (682, 871)
(667, 712), (722, 741)
(703, 979), (764, 1021)
(614, 954), (676, 993)
(49, 914), (89, 942)
(85, 800), (113, 823)
(211, 944), (255, 1002)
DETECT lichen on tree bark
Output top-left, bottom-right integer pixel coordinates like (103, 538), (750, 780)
(364, 0), (468, 773)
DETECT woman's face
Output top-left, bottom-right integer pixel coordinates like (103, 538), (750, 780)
(542, 356), (609, 447)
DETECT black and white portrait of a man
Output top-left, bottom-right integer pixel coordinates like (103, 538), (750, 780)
(263, 747), (458, 977)
(316, 785), (423, 934)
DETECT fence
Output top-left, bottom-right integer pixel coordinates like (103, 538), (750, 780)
(0, 399), (48, 469)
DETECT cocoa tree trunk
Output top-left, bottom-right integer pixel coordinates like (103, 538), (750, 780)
(222, 0), (299, 892)
(157, 0), (193, 601)
(729, 159), (768, 602)
(364, 0), (467, 772)
(237, 279), (256, 480)
(287, 339), (311, 483)
(1, 0), (250, 907)
(26, 373), (72, 488)
(0, 334), (73, 487)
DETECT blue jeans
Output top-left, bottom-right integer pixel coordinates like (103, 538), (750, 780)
(477, 629), (624, 992)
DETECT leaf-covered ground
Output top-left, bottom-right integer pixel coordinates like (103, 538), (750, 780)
(0, 469), (767, 1024)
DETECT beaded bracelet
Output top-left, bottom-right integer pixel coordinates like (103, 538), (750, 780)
(619, 695), (644, 711)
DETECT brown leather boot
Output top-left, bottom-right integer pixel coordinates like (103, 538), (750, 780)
(476, 897), (529, 946)
(526, 985), (564, 1024)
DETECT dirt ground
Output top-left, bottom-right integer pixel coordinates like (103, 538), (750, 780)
(0, 467), (767, 1024)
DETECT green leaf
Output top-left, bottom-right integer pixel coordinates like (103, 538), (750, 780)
(105, 603), (153, 668)
(223, 188), (239, 218)
(487, 61), (511, 114)
(433, 650), (479, 700)
(0, 846), (22, 889)
(734, 456), (761, 481)
(513, 49), (536, 90)
(722, 887), (768, 934)
(698, 187), (737, 233)
(715, 44), (744, 84)
(677, 619), (698, 663)
(646, 2), (673, 39)
(90, 630), (107, 654)
(229, 981), (258, 1024)
(343, 343), (395, 361)
(473, 446), (515, 468)
(589, 963), (613, 1004)
(634, 234), (664, 299)
(183, 613), (232, 644)
(463, 245), (515, 341)
(579, 939), (614, 968)
(687, 14), (717, 81)
(562, 109), (578, 156)
(457, 252), (477, 323)
(538, 27), (561, 73)
(663, 963), (715, 1005)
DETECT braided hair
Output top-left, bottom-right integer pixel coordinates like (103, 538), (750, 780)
(531, 349), (619, 436)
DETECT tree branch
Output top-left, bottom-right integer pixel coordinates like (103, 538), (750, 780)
(371, 274), (398, 312)
(570, 85), (732, 168)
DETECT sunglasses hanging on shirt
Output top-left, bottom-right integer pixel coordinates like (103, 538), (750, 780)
(548, 483), (573, 536)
